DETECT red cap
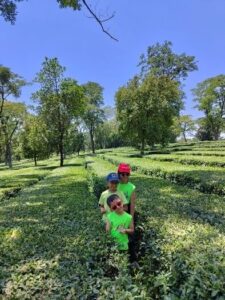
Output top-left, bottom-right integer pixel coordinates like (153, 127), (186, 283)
(117, 163), (131, 174)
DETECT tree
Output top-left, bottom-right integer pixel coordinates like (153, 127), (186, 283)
(82, 82), (105, 154)
(193, 75), (225, 140)
(138, 41), (198, 82)
(0, 0), (117, 40)
(95, 119), (125, 149)
(22, 114), (50, 166)
(116, 75), (182, 155)
(0, 65), (26, 119)
(65, 122), (85, 156)
(0, 100), (26, 168)
(172, 115), (196, 142)
(32, 57), (85, 166)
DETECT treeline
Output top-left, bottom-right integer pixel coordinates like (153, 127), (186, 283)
(1, 41), (225, 167)
(0, 58), (124, 168)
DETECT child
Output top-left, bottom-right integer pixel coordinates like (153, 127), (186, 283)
(117, 163), (136, 218)
(99, 172), (128, 222)
(106, 194), (134, 251)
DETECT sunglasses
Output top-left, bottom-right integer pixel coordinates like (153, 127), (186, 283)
(111, 201), (122, 210)
(120, 173), (130, 177)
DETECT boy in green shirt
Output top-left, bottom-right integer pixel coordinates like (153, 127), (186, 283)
(99, 172), (128, 222)
(117, 163), (136, 218)
(106, 194), (134, 251)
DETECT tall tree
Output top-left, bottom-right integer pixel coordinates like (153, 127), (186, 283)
(0, 100), (26, 168)
(116, 75), (182, 154)
(33, 57), (85, 166)
(193, 75), (225, 140)
(82, 82), (105, 154)
(138, 41), (198, 82)
(0, 65), (26, 119)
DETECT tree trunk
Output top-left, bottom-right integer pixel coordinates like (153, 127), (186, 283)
(6, 142), (12, 168)
(59, 138), (64, 166)
(140, 138), (145, 155)
(34, 154), (37, 166)
(182, 131), (187, 142)
(90, 129), (95, 154)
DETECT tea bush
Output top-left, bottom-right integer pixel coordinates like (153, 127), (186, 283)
(89, 155), (225, 299)
(102, 154), (225, 195)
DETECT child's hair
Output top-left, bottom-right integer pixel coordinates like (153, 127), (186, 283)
(107, 194), (120, 207)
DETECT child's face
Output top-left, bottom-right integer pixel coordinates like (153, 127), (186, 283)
(110, 198), (123, 213)
(108, 181), (118, 192)
(119, 172), (130, 183)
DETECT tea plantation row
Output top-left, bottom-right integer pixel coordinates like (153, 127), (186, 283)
(87, 155), (225, 299)
(0, 157), (148, 299)
(101, 154), (225, 195)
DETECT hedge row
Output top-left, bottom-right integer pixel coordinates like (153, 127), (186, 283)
(147, 154), (225, 168)
(0, 157), (149, 299)
(0, 158), (59, 201)
(102, 155), (225, 195)
(88, 155), (225, 299)
(175, 151), (225, 157)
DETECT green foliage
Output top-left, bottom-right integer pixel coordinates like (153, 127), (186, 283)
(0, 157), (146, 298)
(82, 81), (105, 154)
(102, 151), (225, 195)
(116, 75), (182, 153)
(0, 0), (81, 24)
(193, 75), (225, 140)
(32, 57), (86, 166)
(0, 65), (26, 118)
(139, 40), (198, 82)
(172, 115), (196, 142)
(0, 100), (27, 168)
(85, 154), (225, 299)
(0, 157), (58, 200)
(21, 114), (50, 165)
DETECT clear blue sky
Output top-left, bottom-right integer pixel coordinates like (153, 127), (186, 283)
(1, 0), (225, 119)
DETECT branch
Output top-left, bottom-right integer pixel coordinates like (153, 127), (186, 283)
(82, 0), (118, 42)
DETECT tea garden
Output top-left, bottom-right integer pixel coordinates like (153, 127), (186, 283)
(0, 141), (225, 299)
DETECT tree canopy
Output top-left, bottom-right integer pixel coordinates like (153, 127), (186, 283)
(193, 75), (225, 140)
(32, 57), (86, 166)
(116, 75), (182, 154)
(138, 41), (198, 82)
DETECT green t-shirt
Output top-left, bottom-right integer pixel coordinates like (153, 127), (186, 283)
(107, 211), (132, 250)
(99, 190), (128, 222)
(117, 182), (136, 204)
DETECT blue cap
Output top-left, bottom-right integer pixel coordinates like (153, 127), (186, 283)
(106, 172), (119, 182)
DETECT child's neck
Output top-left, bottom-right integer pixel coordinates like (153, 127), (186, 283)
(115, 210), (124, 215)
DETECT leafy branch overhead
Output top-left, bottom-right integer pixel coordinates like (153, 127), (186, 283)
(0, 0), (118, 41)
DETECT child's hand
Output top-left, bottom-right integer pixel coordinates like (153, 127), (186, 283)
(118, 227), (126, 234)
(100, 207), (106, 214)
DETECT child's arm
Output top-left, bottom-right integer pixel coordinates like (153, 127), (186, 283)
(120, 220), (134, 234)
(99, 205), (106, 214)
(99, 193), (106, 214)
(105, 220), (111, 232)
(130, 191), (136, 218)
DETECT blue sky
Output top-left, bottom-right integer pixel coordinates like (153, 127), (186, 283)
(1, 0), (225, 119)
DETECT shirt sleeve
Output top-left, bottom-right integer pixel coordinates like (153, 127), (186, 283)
(131, 183), (136, 192)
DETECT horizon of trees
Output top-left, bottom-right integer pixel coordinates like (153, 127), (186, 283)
(1, 41), (225, 167)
